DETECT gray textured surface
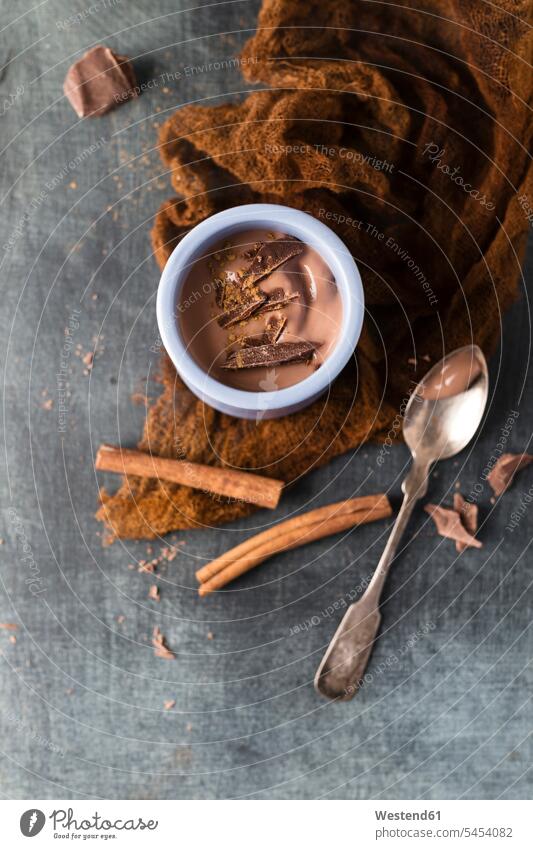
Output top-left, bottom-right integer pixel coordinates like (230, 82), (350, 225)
(1, 1), (532, 800)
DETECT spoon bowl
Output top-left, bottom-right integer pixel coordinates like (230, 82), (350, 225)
(404, 345), (489, 462)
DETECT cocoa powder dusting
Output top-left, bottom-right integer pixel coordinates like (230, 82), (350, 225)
(96, 0), (533, 540)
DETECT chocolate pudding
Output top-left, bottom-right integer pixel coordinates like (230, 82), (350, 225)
(178, 229), (342, 391)
(420, 348), (483, 400)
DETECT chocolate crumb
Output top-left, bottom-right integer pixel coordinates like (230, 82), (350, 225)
(131, 392), (149, 407)
(152, 626), (175, 660)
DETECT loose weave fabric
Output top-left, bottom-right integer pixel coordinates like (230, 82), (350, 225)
(98, 0), (533, 538)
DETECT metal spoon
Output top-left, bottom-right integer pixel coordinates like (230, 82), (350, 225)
(314, 345), (489, 700)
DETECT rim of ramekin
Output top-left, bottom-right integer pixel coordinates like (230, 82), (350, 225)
(156, 204), (364, 413)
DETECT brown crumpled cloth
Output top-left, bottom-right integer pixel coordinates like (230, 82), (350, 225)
(97, 0), (533, 539)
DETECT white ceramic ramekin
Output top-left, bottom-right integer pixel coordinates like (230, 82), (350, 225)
(156, 204), (364, 419)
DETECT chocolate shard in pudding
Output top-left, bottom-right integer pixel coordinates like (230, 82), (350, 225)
(255, 288), (300, 314)
(216, 270), (243, 309)
(223, 341), (316, 369)
(242, 315), (287, 347)
(266, 314), (287, 342)
(63, 45), (137, 118)
(217, 292), (267, 328)
(242, 237), (304, 286)
(213, 277), (225, 307)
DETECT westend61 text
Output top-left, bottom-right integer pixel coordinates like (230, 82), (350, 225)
(375, 809), (441, 820)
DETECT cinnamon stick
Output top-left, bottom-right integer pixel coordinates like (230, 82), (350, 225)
(95, 444), (284, 510)
(196, 493), (392, 595)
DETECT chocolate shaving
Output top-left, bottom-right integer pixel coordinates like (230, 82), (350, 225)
(214, 238), (303, 331)
(223, 341), (316, 370)
(217, 292), (267, 327)
(265, 313), (287, 342)
(213, 277), (225, 307)
(242, 314), (287, 347)
(241, 237), (304, 286)
(424, 503), (482, 549)
(453, 493), (479, 553)
(215, 270), (243, 309)
(487, 452), (533, 497)
(152, 626), (175, 660)
(255, 288), (300, 314)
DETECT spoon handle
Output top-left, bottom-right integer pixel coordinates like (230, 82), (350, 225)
(314, 461), (429, 700)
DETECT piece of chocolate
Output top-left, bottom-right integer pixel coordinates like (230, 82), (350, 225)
(424, 503), (482, 549)
(223, 341), (316, 370)
(152, 626), (175, 660)
(255, 288), (300, 315)
(242, 237), (304, 286)
(453, 493), (479, 553)
(217, 292), (267, 328)
(266, 314), (287, 342)
(63, 46), (137, 118)
(487, 452), (533, 497)
(241, 315), (287, 347)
